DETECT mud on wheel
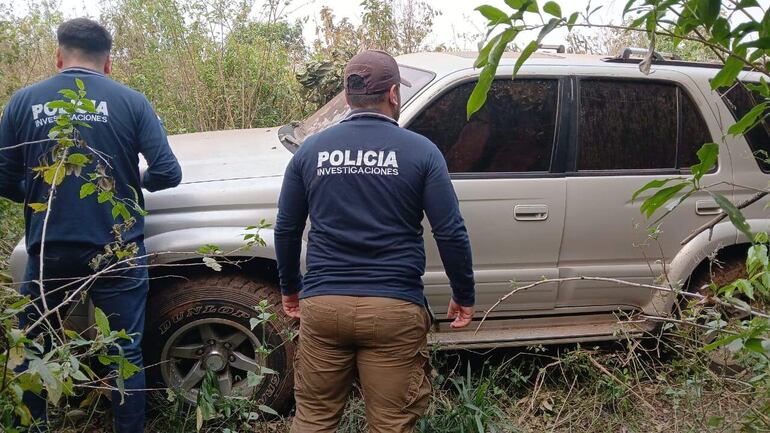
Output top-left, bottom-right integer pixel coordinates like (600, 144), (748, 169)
(144, 274), (296, 413)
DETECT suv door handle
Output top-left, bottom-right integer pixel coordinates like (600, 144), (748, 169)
(695, 200), (722, 216)
(514, 204), (549, 221)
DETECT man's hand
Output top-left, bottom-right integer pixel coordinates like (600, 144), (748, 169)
(447, 298), (473, 329)
(282, 294), (301, 319)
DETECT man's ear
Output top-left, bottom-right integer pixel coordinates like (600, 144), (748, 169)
(388, 84), (399, 106)
(103, 56), (113, 75)
(55, 47), (63, 70)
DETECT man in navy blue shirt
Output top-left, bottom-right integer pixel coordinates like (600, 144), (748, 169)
(0, 18), (181, 432)
(275, 50), (475, 432)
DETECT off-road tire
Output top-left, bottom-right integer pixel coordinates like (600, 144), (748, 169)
(144, 274), (296, 413)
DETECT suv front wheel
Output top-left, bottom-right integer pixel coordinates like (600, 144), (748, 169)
(143, 274), (296, 412)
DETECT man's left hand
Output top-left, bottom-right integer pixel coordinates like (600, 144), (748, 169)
(282, 294), (301, 319)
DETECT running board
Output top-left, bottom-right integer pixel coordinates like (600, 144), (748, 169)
(429, 313), (654, 350)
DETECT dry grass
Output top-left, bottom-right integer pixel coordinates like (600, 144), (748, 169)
(133, 334), (767, 432)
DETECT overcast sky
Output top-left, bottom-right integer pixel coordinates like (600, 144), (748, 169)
(45, 0), (770, 51)
(52, 0), (627, 49)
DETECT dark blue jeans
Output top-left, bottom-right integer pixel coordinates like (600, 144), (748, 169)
(17, 243), (148, 433)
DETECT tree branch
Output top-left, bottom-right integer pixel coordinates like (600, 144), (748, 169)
(475, 276), (770, 335)
(680, 191), (768, 246)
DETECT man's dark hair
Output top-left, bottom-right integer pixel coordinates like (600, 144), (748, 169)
(346, 74), (388, 108)
(57, 18), (113, 63)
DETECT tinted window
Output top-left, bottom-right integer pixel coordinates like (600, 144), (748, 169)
(679, 89), (713, 168)
(408, 79), (558, 173)
(577, 80), (711, 171)
(718, 82), (770, 172)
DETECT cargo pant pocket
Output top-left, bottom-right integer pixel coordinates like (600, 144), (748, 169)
(402, 349), (432, 417)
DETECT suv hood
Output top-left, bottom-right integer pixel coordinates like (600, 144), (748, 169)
(167, 128), (292, 184)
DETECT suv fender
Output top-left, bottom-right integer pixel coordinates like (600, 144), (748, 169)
(647, 220), (739, 315)
(144, 226), (304, 266)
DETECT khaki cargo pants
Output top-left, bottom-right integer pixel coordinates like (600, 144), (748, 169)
(290, 295), (432, 433)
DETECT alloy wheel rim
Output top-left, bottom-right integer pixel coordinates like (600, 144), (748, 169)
(160, 318), (265, 403)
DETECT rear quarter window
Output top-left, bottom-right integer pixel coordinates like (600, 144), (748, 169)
(717, 82), (770, 172)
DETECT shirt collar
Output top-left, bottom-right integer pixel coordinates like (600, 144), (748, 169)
(340, 109), (399, 126)
(60, 67), (105, 77)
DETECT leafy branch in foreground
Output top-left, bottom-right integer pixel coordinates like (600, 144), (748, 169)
(0, 79), (145, 430)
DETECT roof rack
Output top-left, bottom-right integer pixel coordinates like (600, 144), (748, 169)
(602, 46), (732, 69)
(617, 47), (681, 61)
(538, 44), (566, 53)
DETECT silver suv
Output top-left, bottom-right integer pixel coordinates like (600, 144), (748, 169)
(10, 50), (770, 409)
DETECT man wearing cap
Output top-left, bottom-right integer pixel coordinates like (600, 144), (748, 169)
(275, 50), (475, 432)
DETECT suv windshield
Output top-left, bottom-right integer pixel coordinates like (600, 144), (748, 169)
(294, 65), (435, 142)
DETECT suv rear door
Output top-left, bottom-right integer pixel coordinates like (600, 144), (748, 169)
(557, 70), (733, 311)
(406, 74), (568, 316)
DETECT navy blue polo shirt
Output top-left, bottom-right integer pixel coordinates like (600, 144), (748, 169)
(0, 67), (182, 253)
(275, 110), (475, 307)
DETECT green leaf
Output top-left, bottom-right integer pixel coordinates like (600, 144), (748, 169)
(746, 244), (768, 276)
(474, 32), (503, 68)
(28, 202), (48, 213)
(710, 191), (753, 240)
(514, 40), (539, 77)
(80, 182), (97, 199)
(640, 183), (689, 218)
(537, 17), (562, 44)
(58, 89), (79, 100)
(691, 142), (720, 180)
(94, 307), (111, 336)
(476, 5), (510, 24)
(543, 1), (561, 18)
(63, 329), (80, 340)
(119, 359), (141, 379)
(737, 0), (759, 8)
(702, 334), (741, 351)
(731, 21), (762, 39)
(711, 51), (746, 90)
(97, 190), (113, 204)
(735, 278), (755, 300)
(75, 78), (85, 91)
(567, 12), (579, 31)
(79, 99), (97, 113)
(711, 17), (731, 47)
(67, 153), (90, 166)
(505, 0), (538, 12)
(728, 102), (768, 136)
(111, 202), (131, 221)
(697, 0), (721, 28)
(744, 338), (769, 353)
(743, 37), (770, 49)
(44, 166), (66, 186)
(631, 177), (685, 203)
(467, 27), (517, 120)
(622, 0), (636, 16)
(46, 100), (74, 111)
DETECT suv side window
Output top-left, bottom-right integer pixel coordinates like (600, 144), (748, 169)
(408, 79), (559, 174)
(718, 82), (770, 172)
(577, 79), (711, 172)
